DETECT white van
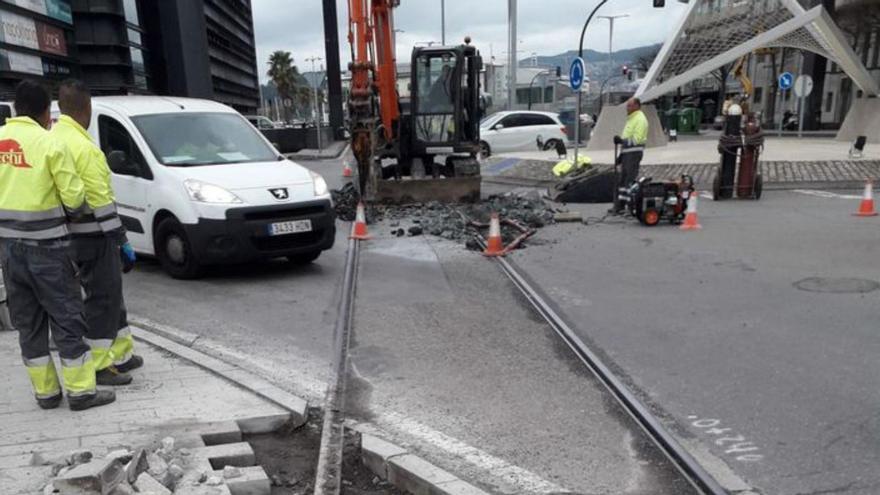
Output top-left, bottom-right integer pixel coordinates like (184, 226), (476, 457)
(57, 96), (335, 279)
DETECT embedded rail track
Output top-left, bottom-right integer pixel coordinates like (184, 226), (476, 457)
(313, 230), (360, 494)
(313, 213), (727, 495)
(472, 231), (729, 495)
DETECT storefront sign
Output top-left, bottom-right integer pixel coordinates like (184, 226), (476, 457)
(36, 21), (65, 55)
(0, 11), (39, 50)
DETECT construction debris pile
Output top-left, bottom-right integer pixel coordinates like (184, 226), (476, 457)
(41, 436), (241, 494)
(332, 184), (563, 249)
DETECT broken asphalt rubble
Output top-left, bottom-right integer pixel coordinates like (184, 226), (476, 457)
(331, 183), (569, 249)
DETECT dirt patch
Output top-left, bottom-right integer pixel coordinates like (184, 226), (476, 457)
(246, 413), (401, 495)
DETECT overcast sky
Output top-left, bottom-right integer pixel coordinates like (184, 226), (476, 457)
(253, 0), (690, 82)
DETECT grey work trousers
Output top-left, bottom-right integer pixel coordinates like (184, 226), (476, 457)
(0, 239), (90, 361)
(73, 236), (127, 356)
(614, 150), (644, 212)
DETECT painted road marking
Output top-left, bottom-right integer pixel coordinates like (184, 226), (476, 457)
(687, 415), (764, 463)
(356, 410), (570, 494)
(793, 189), (862, 200)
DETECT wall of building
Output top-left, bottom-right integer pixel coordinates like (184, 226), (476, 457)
(0, 0), (76, 98)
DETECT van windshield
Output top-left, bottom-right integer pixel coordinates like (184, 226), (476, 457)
(132, 113), (279, 166)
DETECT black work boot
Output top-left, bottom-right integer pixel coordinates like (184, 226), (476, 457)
(37, 393), (62, 410)
(96, 367), (133, 386)
(68, 390), (116, 411)
(114, 355), (144, 373)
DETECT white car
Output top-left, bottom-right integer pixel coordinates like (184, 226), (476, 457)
(56, 97), (335, 279)
(479, 111), (568, 157)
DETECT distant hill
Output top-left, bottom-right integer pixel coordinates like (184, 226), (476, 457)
(519, 43), (663, 80)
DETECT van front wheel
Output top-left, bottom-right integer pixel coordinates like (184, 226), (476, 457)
(155, 217), (203, 279)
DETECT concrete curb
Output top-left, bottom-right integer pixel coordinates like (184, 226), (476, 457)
(130, 320), (309, 428)
(355, 431), (490, 495)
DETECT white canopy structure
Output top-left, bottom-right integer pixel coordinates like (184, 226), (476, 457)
(636, 0), (880, 102)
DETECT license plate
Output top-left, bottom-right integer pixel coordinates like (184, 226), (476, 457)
(267, 220), (312, 236)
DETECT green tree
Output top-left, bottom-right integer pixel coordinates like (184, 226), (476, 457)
(267, 51), (310, 121)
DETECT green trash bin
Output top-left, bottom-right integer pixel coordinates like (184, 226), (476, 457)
(677, 108), (702, 134)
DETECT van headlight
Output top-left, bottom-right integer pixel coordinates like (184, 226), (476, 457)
(311, 171), (328, 197)
(184, 179), (243, 204)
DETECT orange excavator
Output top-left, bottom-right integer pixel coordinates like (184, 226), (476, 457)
(347, 0), (484, 203)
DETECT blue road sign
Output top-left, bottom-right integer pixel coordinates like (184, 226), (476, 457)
(570, 58), (585, 91)
(779, 72), (794, 91)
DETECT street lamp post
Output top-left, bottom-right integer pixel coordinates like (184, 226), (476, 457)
(306, 56), (323, 154)
(597, 14), (629, 106)
(572, 0), (610, 168)
(441, 0), (446, 45)
(508, 0), (517, 110)
(528, 70), (554, 111)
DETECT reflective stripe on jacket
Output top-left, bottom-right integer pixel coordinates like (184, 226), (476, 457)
(50, 115), (126, 240)
(0, 117), (85, 240)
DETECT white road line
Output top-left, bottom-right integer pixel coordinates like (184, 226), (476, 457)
(352, 411), (570, 494)
(792, 189), (862, 200)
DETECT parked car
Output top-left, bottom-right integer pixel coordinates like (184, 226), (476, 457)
(479, 111), (568, 158)
(54, 97), (335, 279)
(245, 115), (278, 130)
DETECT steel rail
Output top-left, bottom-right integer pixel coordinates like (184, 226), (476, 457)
(313, 231), (361, 495)
(474, 234), (728, 495)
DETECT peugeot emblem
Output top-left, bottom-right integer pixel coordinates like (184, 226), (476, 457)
(270, 188), (289, 200)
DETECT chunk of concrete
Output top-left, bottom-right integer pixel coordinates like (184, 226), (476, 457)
(361, 434), (407, 481)
(133, 472), (171, 495)
(193, 442), (256, 470)
(387, 454), (457, 495)
(124, 449), (148, 484)
(214, 466), (271, 495)
(54, 458), (124, 494)
(198, 421), (242, 446)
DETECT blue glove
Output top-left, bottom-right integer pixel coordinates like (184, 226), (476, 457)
(120, 243), (136, 273)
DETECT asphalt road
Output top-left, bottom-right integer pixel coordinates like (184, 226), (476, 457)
(122, 155), (350, 401)
(349, 232), (696, 494)
(512, 190), (880, 495)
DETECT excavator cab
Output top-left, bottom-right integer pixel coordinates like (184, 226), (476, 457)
(375, 43), (484, 203)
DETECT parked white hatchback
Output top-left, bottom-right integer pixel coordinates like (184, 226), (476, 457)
(479, 111), (568, 157)
(56, 96), (335, 279)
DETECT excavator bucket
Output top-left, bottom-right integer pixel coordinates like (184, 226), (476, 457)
(374, 176), (481, 204)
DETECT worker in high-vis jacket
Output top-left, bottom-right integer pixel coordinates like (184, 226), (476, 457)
(51, 79), (142, 386)
(0, 81), (115, 411)
(610, 98), (649, 214)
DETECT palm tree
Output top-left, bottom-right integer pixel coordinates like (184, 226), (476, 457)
(267, 51), (309, 121)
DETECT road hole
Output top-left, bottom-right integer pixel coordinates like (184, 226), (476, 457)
(794, 277), (880, 294)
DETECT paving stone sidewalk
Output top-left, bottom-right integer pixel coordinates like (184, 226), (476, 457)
(483, 157), (880, 189)
(0, 331), (289, 494)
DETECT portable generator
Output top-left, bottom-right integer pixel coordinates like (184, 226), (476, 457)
(618, 175), (695, 226)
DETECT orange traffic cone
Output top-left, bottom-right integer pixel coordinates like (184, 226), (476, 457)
(680, 191), (702, 231)
(350, 202), (371, 240)
(342, 161), (353, 178)
(482, 213), (506, 257)
(853, 179), (878, 217)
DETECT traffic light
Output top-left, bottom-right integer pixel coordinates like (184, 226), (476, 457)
(654, 0), (665, 6)
(556, 66), (562, 78)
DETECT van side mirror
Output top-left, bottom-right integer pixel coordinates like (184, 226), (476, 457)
(493, 124), (504, 131)
(107, 150), (138, 176)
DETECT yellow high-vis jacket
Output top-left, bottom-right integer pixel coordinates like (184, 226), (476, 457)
(0, 116), (85, 241)
(50, 115), (125, 239)
(620, 110), (649, 153)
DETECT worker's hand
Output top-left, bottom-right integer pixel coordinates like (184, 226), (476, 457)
(120, 243), (136, 274)
(613, 135), (623, 145)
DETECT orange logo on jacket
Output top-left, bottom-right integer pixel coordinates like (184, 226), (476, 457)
(0, 139), (31, 168)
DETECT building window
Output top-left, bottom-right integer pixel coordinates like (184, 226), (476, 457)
(127, 28), (142, 46)
(753, 87), (763, 104)
(825, 92), (833, 113)
(123, 0), (140, 25)
(130, 47), (145, 72)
